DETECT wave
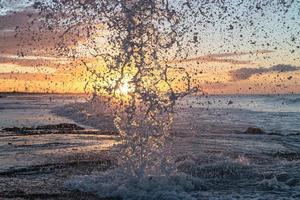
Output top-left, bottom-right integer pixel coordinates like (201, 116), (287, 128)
(65, 169), (207, 200)
(65, 156), (300, 200)
(271, 96), (300, 105)
(51, 101), (117, 131)
(64, 155), (249, 199)
(286, 97), (300, 104)
(176, 155), (253, 179)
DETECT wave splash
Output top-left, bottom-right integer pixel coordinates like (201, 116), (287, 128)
(64, 151), (300, 199)
(65, 169), (206, 200)
(65, 155), (250, 199)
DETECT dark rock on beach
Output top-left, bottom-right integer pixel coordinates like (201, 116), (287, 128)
(2, 126), (33, 134)
(36, 123), (85, 131)
(244, 127), (266, 134)
(2, 123), (83, 134)
(228, 100), (234, 105)
(2, 123), (118, 135)
(276, 173), (290, 182)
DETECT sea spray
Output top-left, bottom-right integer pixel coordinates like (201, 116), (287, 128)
(30, 2), (197, 187)
(79, 0), (198, 178)
(65, 168), (207, 200)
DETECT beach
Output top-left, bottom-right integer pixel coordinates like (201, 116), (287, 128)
(0, 93), (300, 199)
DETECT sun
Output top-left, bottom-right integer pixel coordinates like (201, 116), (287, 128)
(118, 82), (133, 95)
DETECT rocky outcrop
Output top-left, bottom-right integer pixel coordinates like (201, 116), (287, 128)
(36, 123), (85, 131)
(244, 127), (266, 134)
(2, 123), (117, 135)
(3, 123), (84, 133)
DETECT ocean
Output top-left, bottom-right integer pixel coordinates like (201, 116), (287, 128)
(1, 93), (300, 134)
(0, 93), (87, 129)
(178, 94), (300, 136)
(0, 93), (300, 199)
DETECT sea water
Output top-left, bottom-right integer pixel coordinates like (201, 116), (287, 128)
(0, 93), (86, 129)
(1, 93), (300, 199)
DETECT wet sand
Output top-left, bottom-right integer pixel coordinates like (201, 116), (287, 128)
(0, 129), (119, 199)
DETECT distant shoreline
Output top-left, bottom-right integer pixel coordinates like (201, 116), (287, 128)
(0, 92), (87, 96)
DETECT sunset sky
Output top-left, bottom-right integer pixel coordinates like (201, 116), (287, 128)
(0, 0), (299, 94)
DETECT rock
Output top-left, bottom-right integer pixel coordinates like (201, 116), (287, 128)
(1, 123), (119, 135)
(2, 127), (32, 133)
(2, 123), (85, 135)
(3, 123), (84, 132)
(228, 100), (233, 105)
(36, 123), (84, 131)
(244, 127), (266, 134)
(276, 173), (290, 182)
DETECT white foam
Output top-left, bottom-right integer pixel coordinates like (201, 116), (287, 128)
(65, 168), (207, 200)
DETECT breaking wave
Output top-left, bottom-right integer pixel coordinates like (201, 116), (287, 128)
(65, 157), (300, 199)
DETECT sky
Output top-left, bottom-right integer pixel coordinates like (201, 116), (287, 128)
(0, 0), (299, 94)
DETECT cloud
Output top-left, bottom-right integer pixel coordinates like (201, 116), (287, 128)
(229, 64), (300, 81)
(0, 6), (84, 56)
(169, 50), (273, 65)
(0, 63), (56, 74)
